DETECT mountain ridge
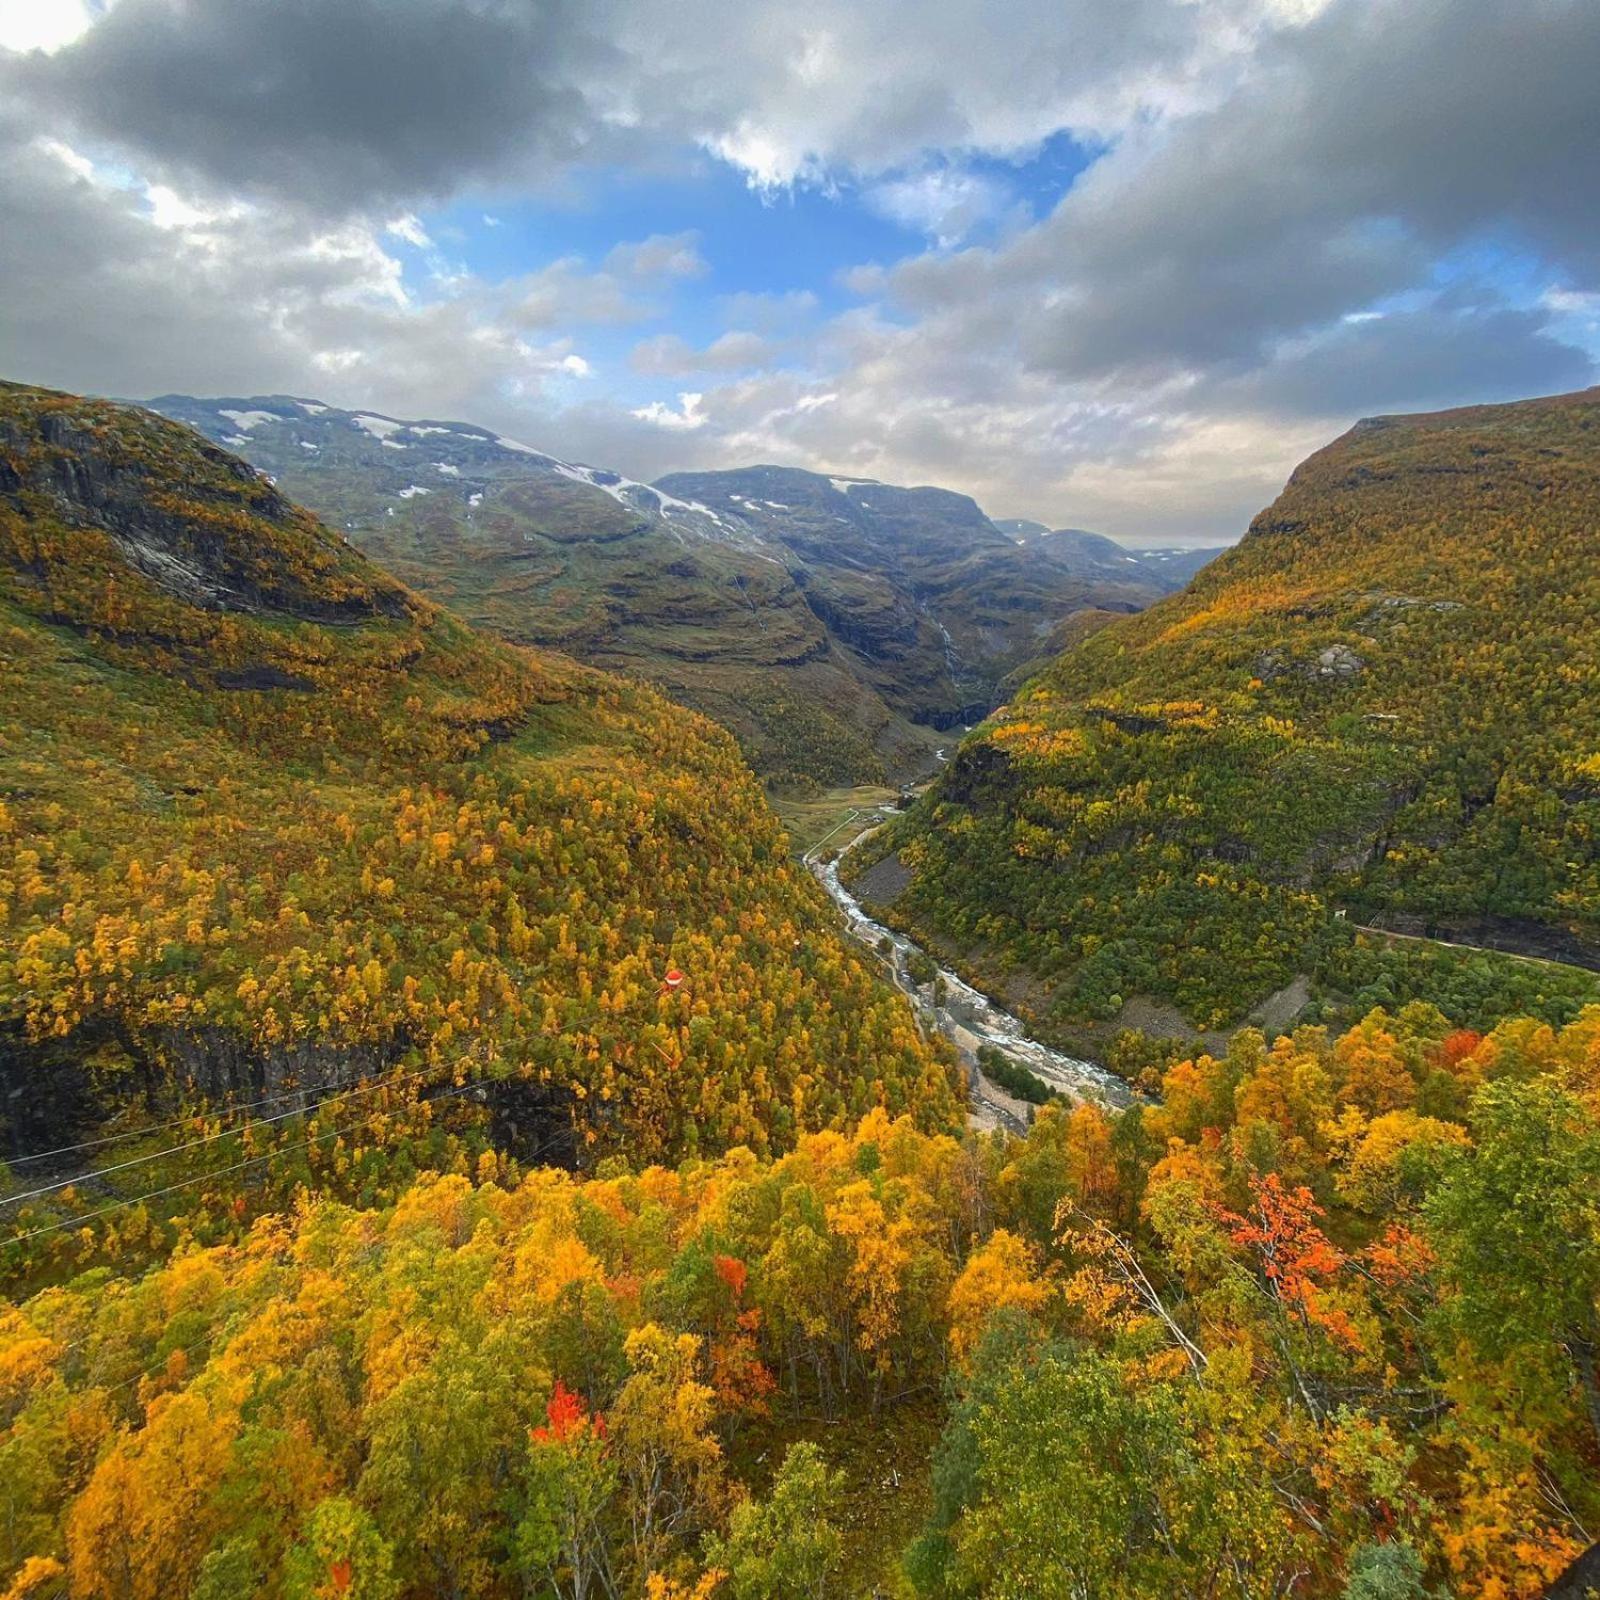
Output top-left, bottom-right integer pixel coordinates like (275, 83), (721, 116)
(849, 384), (1600, 1042)
(149, 394), (1177, 787)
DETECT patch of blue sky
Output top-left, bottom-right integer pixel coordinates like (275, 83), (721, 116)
(384, 130), (1105, 407)
(418, 128), (1098, 313)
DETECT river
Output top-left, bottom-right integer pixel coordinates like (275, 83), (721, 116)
(808, 821), (1133, 1130)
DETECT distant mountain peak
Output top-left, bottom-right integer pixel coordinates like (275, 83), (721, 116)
(150, 391), (1179, 785)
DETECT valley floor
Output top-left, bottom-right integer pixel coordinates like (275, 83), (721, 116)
(771, 784), (905, 859)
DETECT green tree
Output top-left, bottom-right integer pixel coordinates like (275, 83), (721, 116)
(1340, 1540), (1434, 1600)
(511, 1383), (619, 1600)
(1425, 1078), (1600, 1449)
(283, 1498), (398, 1600)
(706, 1442), (844, 1600)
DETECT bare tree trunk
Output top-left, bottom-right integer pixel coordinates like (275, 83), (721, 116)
(1568, 1325), (1600, 1455)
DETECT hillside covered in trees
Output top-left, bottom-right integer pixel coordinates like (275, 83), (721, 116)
(0, 382), (958, 1189)
(852, 389), (1600, 1037)
(5, 380), (1599, 1600)
(4, 1003), (1598, 1598)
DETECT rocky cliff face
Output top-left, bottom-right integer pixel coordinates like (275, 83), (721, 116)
(2, 386), (410, 624)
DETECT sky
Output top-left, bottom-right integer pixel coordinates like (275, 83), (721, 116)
(0, 0), (1597, 543)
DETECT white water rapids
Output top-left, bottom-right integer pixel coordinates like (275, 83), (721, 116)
(809, 823), (1132, 1128)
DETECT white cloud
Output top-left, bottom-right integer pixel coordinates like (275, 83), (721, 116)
(385, 212), (432, 249)
(604, 232), (707, 280)
(1544, 287), (1600, 317)
(864, 167), (1013, 246)
(36, 135), (93, 180)
(0, 0), (99, 54)
(631, 391), (707, 430)
(631, 330), (773, 375)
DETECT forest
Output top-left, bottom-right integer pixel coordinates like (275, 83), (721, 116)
(0, 382), (958, 1191)
(4, 383), (1600, 1600)
(4, 1003), (1599, 1597)
(856, 390), (1600, 1038)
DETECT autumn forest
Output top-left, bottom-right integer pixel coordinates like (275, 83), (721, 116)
(3, 373), (1600, 1600)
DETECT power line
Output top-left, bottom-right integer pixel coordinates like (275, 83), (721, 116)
(0, 1060), (447, 1209)
(2, 991), (689, 1246)
(9, 1109), (577, 1374)
(2, 991), (677, 1171)
(25, 1112), (577, 1403)
(1, 1065), (401, 1168)
(4, 1080), (480, 1248)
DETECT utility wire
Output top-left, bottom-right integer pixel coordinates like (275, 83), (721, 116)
(1, 990), (678, 1170)
(2, 991), (688, 1244)
(1, 1064), (405, 1168)
(0, 1060), (448, 1209)
(4, 1080), (479, 1248)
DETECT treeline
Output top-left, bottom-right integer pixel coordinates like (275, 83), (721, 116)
(3, 1001), (1598, 1597)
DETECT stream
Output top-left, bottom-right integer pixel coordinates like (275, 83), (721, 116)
(808, 822), (1132, 1131)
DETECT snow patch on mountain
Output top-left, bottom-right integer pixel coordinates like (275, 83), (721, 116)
(494, 434), (545, 458)
(352, 413), (405, 441)
(219, 409), (280, 432)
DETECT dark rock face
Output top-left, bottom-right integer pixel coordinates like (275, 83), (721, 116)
(152, 1026), (402, 1105)
(0, 1020), (113, 1161)
(214, 664), (317, 692)
(479, 1074), (580, 1170)
(1543, 1540), (1600, 1600)
(939, 739), (1016, 808)
(0, 385), (410, 624)
(1352, 912), (1600, 972)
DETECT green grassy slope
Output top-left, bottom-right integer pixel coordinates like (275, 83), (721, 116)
(151, 395), (932, 790)
(151, 399), (1162, 788)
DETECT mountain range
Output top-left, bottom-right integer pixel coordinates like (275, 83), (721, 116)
(992, 518), (1225, 589)
(149, 395), (1214, 788)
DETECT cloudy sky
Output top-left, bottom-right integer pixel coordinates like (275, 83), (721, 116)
(1, 0), (1597, 542)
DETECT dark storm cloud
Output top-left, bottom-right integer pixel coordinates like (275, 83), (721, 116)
(1209, 300), (1595, 420)
(887, 0), (1600, 383)
(5, 0), (619, 213)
